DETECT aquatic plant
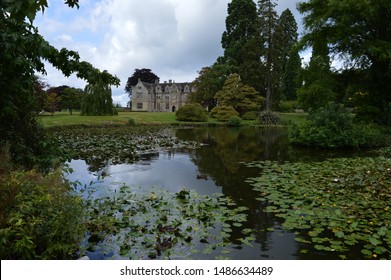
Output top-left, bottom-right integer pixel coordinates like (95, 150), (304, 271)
(82, 186), (254, 259)
(246, 156), (391, 259)
(50, 126), (198, 169)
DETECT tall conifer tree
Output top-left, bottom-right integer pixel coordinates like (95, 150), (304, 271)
(257, 0), (280, 111)
(278, 9), (301, 100)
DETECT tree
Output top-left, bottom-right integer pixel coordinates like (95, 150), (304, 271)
(257, 0), (282, 111)
(282, 48), (302, 100)
(190, 63), (231, 110)
(278, 9), (301, 101)
(62, 87), (83, 115)
(44, 92), (61, 115)
(297, 37), (336, 110)
(215, 74), (264, 115)
(298, 0), (391, 124)
(221, 0), (262, 90)
(81, 81), (115, 116)
(124, 68), (159, 97)
(0, 0), (119, 168)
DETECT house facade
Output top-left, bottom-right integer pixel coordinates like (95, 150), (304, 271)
(131, 79), (196, 112)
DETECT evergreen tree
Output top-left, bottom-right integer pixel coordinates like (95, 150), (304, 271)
(221, 0), (262, 91)
(278, 9), (301, 101)
(282, 48), (301, 100)
(297, 38), (336, 110)
(221, 0), (259, 66)
(257, 0), (281, 111)
(215, 74), (264, 115)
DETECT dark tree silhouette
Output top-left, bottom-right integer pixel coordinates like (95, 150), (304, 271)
(124, 68), (159, 97)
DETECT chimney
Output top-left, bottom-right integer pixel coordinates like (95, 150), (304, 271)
(169, 79), (172, 84)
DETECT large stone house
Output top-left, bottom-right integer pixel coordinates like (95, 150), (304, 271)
(131, 79), (196, 112)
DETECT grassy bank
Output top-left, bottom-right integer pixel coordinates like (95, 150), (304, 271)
(39, 111), (306, 128)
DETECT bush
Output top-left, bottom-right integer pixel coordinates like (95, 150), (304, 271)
(278, 100), (300, 113)
(0, 165), (85, 259)
(227, 116), (242, 127)
(175, 103), (208, 122)
(128, 118), (136, 126)
(210, 106), (239, 121)
(259, 111), (281, 126)
(289, 102), (385, 148)
(241, 111), (258, 120)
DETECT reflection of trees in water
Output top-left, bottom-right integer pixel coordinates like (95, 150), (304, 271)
(176, 127), (294, 256)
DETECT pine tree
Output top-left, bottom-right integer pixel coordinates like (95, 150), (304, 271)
(257, 0), (281, 111)
(278, 9), (301, 101)
(221, 0), (259, 66)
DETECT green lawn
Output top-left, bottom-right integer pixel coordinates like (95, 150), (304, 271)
(39, 110), (306, 128)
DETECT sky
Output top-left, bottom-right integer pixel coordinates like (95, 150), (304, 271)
(35, 0), (307, 106)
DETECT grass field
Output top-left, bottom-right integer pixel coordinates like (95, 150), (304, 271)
(39, 110), (307, 128)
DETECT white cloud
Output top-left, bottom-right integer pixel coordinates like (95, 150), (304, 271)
(36, 0), (305, 106)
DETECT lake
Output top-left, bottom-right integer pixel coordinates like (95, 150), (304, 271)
(64, 126), (375, 260)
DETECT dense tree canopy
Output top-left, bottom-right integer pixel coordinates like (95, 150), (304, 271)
(0, 0), (119, 167)
(215, 74), (264, 115)
(298, 0), (391, 124)
(190, 63), (231, 110)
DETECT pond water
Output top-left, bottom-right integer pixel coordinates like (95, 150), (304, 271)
(65, 126), (368, 260)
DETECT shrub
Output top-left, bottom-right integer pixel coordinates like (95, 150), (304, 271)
(289, 102), (385, 148)
(127, 118), (136, 126)
(227, 116), (242, 127)
(0, 166), (85, 259)
(241, 111), (258, 120)
(175, 103), (208, 122)
(278, 100), (300, 113)
(210, 106), (239, 121)
(259, 111), (281, 126)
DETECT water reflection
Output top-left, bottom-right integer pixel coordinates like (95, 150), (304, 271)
(66, 126), (368, 259)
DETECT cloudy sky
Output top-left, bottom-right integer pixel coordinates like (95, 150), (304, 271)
(35, 0), (306, 106)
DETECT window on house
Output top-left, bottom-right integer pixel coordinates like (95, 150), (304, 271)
(137, 103), (143, 109)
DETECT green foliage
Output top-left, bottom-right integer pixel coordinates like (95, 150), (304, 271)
(241, 111), (259, 120)
(127, 117), (136, 126)
(210, 106), (240, 122)
(0, 167), (85, 259)
(227, 116), (242, 127)
(221, 0), (259, 67)
(215, 74), (264, 115)
(0, 0), (119, 169)
(83, 186), (252, 259)
(52, 126), (199, 169)
(81, 82), (115, 116)
(62, 87), (83, 115)
(282, 48), (301, 100)
(297, 81), (335, 111)
(246, 156), (391, 259)
(190, 63), (231, 109)
(175, 103), (208, 122)
(289, 102), (384, 148)
(278, 100), (300, 113)
(298, 0), (391, 124)
(259, 110), (281, 126)
(297, 39), (336, 111)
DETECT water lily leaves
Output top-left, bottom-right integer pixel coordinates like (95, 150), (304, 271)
(52, 126), (199, 171)
(82, 186), (253, 259)
(246, 156), (391, 259)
